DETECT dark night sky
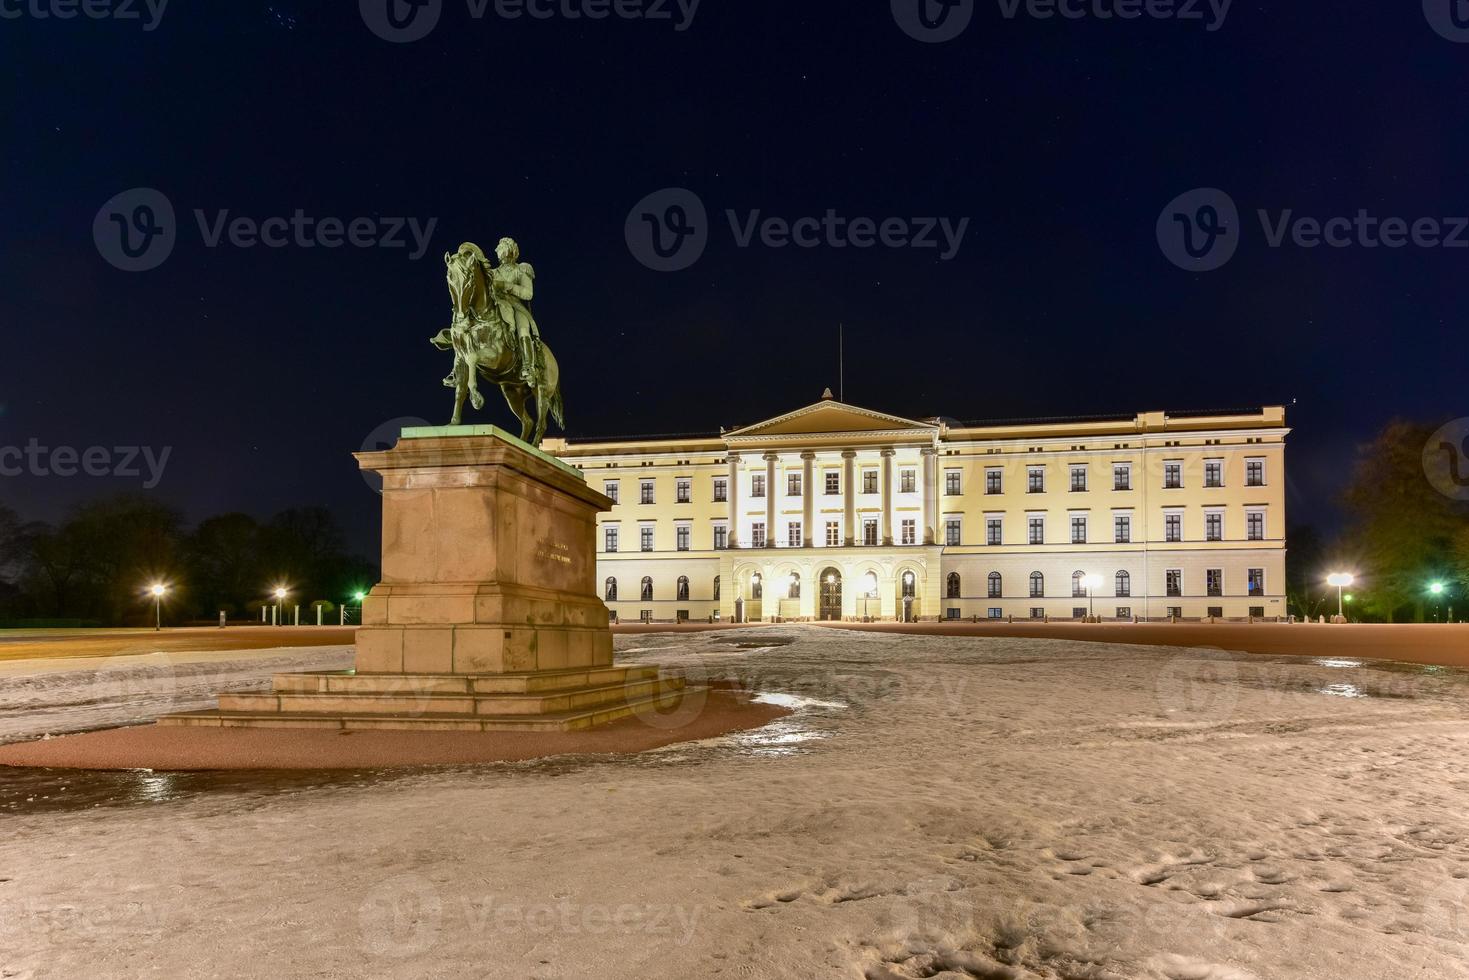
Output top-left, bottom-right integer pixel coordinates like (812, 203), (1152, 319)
(1, 1), (1464, 556)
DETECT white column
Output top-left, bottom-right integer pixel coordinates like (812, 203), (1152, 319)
(727, 452), (741, 548)
(801, 452), (815, 547)
(842, 451), (857, 546)
(921, 447), (938, 545)
(881, 448), (895, 546)
(764, 452), (778, 548)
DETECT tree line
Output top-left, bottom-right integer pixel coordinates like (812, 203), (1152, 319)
(0, 495), (377, 627)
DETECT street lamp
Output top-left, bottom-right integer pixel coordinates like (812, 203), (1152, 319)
(273, 586), (288, 627)
(1327, 573), (1354, 621)
(1081, 573), (1104, 621)
(1429, 580), (1447, 622)
(149, 583), (168, 631)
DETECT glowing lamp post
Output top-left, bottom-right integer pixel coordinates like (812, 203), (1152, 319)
(149, 583), (168, 631)
(1081, 573), (1104, 622)
(273, 587), (288, 627)
(1327, 573), (1354, 621)
(1429, 581), (1447, 622)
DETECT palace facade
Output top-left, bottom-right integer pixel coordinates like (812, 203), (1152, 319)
(541, 395), (1289, 623)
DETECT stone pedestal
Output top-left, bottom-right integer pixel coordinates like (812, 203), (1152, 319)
(160, 426), (691, 732)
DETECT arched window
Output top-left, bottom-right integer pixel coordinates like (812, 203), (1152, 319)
(677, 576), (690, 601)
(946, 572), (961, 599)
(751, 574), (763, 600)
(1115, 570), (1131, 597)
(788, 572), (801, 599)
(1072, 570), (1087, 597)
(641, 576), (653, 601)
(988, 572), (1002, 598)
(1029, 571), (1044, 598)
(901, 571), (916, 598)
(713, 575), (721, 601)
(605, 577), (618, 602)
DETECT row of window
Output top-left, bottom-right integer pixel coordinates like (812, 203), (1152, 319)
(603, 459), (1269, 505)
(605, 575), (717, 603)
(947, 605), (1269, 621)
(944, 568), (1266, 600)
(604, 510), (1269, 552)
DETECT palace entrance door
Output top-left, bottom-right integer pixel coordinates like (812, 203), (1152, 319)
(819, 568), (843, 621)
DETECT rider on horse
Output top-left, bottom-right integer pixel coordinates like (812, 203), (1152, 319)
(441, 238), (543, 390)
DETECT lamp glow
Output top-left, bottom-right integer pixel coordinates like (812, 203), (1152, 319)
(1327, 573), (1355, 621)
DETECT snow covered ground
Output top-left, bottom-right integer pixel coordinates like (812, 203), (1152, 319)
(3, 626), (1469, 979)
(0, 646), (355, 743)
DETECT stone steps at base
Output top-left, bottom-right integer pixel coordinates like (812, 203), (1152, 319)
(155, 686), (702, 733)
(215, 677), (684, 717)
(270, 665), (659, 696)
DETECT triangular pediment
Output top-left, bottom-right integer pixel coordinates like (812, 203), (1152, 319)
(726, 401), (937, 440)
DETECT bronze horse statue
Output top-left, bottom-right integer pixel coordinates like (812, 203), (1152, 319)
(431, 243), (564, 445)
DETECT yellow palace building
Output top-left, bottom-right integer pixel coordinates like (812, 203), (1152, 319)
(542, 394), (1289, 624)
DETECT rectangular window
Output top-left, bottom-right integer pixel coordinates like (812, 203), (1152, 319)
(1116, 606), (1132, 620)
(1205, 512), (1223, 541)
(901, 519), (916, 545)
(1165, 513), (1182, 543)
(1028, 517), (1045, 545)
(713, 524), (728, 550)
(713, 478), (727, 502)
(986, 517), (1002, 546)
(864, 470), (879, 495)
(1113, 464), (1131, 491)
(988, 607), (1003, 620)
(788, 473), (802, 497)
(1206, 568), (1223, 597)
(945, 470), (962, 495)
(1073, 607), (1088, 620)
(1204, 459), (1223, 488)
(676, 479), (691, 504)
(946, 608), (961, 621)
(1246, 459), (1265, 487)
(863, 519), (879, 546)
(676, 525), (691, 551)
(945, 519), (962, 546)
(604, 481), (619, 504)
(1030, 607), (1045, 620)
(749, 522), (766, 548)
(1167, 606), (1182, 619)
(1069, 465), (1087, 492)
(825, 471), (840, 495)
(900, 469), (916, 494)
(1114, 515), (1131, 544)
(639, 480), (655, 505)
(787, 522), (802, 548)
(1164, 461), (1182, 489)
(1247, 568), (1265, 595)
(1247, 511), (1265, 541)
(988, 575), (1002, 598)
(1166, 569), (1182, 597)
(984, 468), (1002, 495)
(1249, 605), (1265, 618)
(1070, 516), (1087, 544)
(1027, 467), (1045, 493)
(640, 526), (655, 552)
(825, 521), (840, 547)
(604, 526), (618, 553)
(750, 474), (765, 498)
(1208, 606), (1224, 619)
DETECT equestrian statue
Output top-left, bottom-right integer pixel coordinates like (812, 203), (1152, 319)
(431, 238), (564, 446)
